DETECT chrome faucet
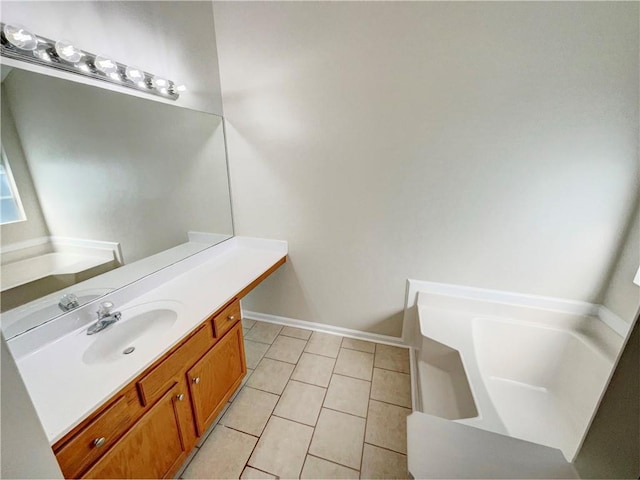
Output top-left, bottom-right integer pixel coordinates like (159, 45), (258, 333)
(87, 302), (121, 335)
(58, 293), (80, 312)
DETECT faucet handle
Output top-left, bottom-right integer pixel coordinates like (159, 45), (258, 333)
(58, 293), (80, 312)
(97, 301), (114, 318)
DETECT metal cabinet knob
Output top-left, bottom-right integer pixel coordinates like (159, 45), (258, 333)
(93, 437), (106, 447)
(228, 315), (235, 322)
(193, 377), (200, 384)
(176, 393), (185, 401)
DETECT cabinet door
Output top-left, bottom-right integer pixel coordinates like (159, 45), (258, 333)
(83, 384), (190, 479)
(188, 322), (246, 435)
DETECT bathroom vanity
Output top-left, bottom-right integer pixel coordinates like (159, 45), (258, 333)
(55, 299), (245, 479)
(7, 237), (287, 479)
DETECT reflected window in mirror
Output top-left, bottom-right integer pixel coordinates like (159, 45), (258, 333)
(0, 147), (26, 225)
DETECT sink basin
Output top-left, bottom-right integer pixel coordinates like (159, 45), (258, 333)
(82, 301), (181, 365)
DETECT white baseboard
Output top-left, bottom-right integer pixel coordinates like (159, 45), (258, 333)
(598, 306), (630, 338)
(242, 310), (407, 347)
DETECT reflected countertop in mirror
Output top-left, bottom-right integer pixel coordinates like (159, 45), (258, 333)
(0, 66), (234, 338)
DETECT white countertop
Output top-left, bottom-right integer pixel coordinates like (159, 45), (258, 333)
(9, 237), (287, 444)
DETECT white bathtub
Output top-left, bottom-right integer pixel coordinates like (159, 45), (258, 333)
(414, 292), (623, 462)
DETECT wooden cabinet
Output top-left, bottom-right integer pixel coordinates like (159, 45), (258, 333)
(188, 322), (246, 435)
(54, 298), (250, 479)
(55, 388), (142, 479)
(137, 323), (214, 407)
(84, 383), (190, 479)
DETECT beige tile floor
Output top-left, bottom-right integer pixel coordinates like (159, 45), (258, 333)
(178, 320), (411, 480)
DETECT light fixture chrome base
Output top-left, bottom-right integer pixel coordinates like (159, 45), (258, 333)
(0, 23), (180, 101)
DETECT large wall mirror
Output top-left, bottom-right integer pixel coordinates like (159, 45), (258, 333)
(0, 66), (233, 338)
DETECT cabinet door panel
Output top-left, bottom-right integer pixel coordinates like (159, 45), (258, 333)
(188, 322), (246, 435)
(84, 385), (188, 479)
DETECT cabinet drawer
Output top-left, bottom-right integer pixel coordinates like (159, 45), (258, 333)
(212, 299), (241, 338)
(56, 388), (139, 479)
(138, 323), (213, 406)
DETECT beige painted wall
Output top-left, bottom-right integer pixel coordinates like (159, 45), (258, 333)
(0, 86), (51, 248)
(602, 200), (640, 324)
(214, 2), (639, 336)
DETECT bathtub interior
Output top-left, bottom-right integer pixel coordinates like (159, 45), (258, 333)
(417, 335), (478, 420)
(474, 318), (613, 460)
(415, 292), (622, 462)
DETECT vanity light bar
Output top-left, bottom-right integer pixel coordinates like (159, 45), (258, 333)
(0, 23), (183, 100)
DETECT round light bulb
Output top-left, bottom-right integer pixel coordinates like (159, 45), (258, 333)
(55, 40), (83, 63)
(94, 55), (118, 75)
(176, 84), (187, 93)
(151, 76), (169, 90)
(125, 66), (145, 83)
(3, 24), (38, 51)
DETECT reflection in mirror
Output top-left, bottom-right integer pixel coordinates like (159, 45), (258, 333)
(0, 66), (233, 338)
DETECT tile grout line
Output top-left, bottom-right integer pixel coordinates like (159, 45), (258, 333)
(373, 364), (411, 375)
(236, 366), (287, 480)
(360, 385), (373, 475)
(302, 350), (340, 360)
(369, 394), (412, 410)
(321, 405), (368, 421)
(241, 423), (271, 479)
(306, 453), (360, 475)
(285, 375), (331, 390)
(363, 441), (408, 457)
(221, 423), (261, 440)
(245, 465), (280, 479)
(239, 383), (286, 397)
(270, 412), (318, 430)
(368, 397), (412, 412)
(331, 372), (372, 385)
(279, 328), (313, 341)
